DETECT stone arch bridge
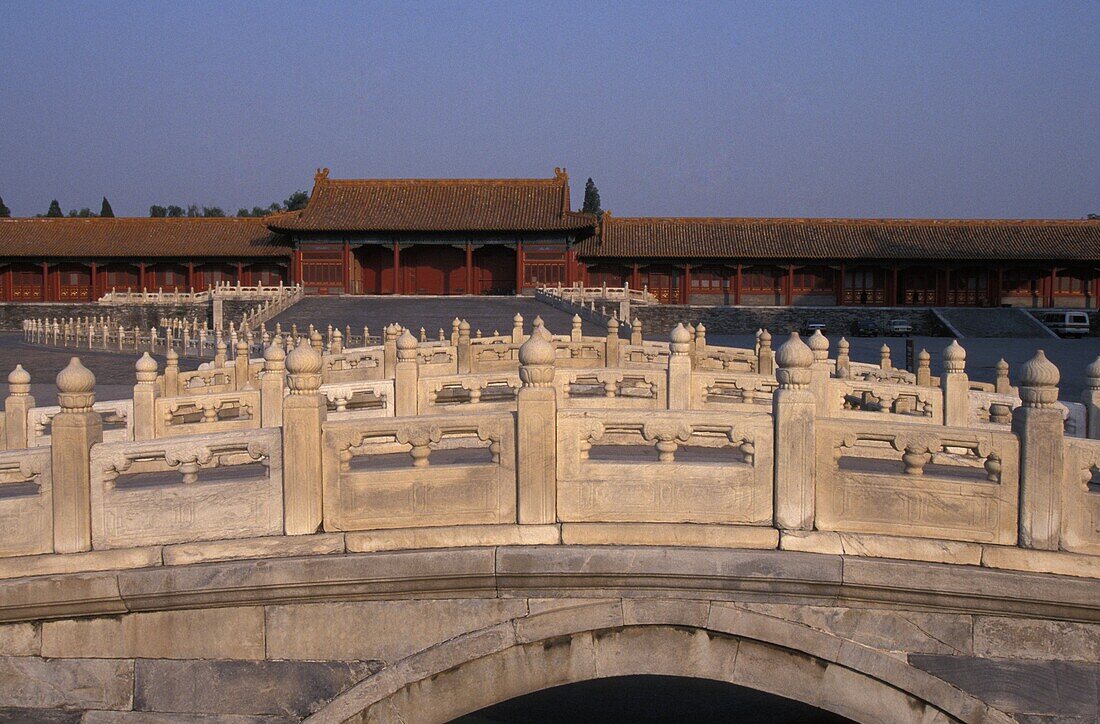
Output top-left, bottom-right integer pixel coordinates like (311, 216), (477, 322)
(0, 315), (1098, 721)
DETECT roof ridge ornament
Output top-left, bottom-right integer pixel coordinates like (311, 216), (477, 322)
(315, 167), (330, 183)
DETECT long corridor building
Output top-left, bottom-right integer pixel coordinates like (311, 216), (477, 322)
(1, 167), (1098, 308)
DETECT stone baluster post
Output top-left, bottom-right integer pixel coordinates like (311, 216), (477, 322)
(916, 349), (932, 387)
(879, 343), (892, 370)
(756, 330), (775, 376)
(214, 336), (227, 367)
(309, 328), (323, 354)
(773, 333), (815, 531)
(1013, 350), (1063, 550)
(605, 316), (620, 368)
(694, 323), (707, 367)
(667, 323), (693, 410)
(133, 353), (159, 441)
(164, 348), (179, 396)
(1084, 357), (1100, 439)
(394, 330), (419, 417)
(835, 337), (850, 379)
(941, 340), (968, 427)
(282, 339), (325, 535)
(52, 358), (102, 553)
(808, 330), (830, 415)
(570, 314), (583, 343)
(331, 329), (343, 355)
(995, 359), (1012, 394)
(261, 335), (287, 428)
(4, 366), (34, 449)
(451, 318), (460, 347)
(234, 338), (250, 390)
(383, 324), (399, 378)
(457, 320), (471, 374)
(631, 317), (643, 346)
(512, 313), (525, 344)
(517, 326), (557, 524)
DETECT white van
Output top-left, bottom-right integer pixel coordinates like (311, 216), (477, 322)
(1039, 311), (1091, 337)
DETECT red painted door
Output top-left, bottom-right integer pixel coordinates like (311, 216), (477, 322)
(403, 245), (466, 295)
(357, 244), (395, 294)
(474, 245), (517, 295)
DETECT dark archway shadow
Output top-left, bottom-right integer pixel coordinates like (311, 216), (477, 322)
(453, 674), (854, 724)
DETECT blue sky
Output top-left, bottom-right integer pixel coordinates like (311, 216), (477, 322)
(1, 1), (1098, 218)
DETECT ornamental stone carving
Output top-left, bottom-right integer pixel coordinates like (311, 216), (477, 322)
(1018, 349), (1060, 408)
(57, 357), (96, 412)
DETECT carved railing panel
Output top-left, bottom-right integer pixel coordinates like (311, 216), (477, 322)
(418, 373), (521, 415)
(1062, 437), (1100, 555)
(816, 419), (1019, 544)
(556, 369), (665, 409)
(618, 342), (671, 370)
(321, 380), (395, 419)
(322, 348), (385, 384)
(557, 410), (773, 525)
(322, 413), (516, 531)
(89, 428), (282, 548)
(154, 390), (261, 438)
(0, 448), (52, 556)
(27, 400), (133, 448)
(830, 379), (941, 422)
(695, 372), (778, 410)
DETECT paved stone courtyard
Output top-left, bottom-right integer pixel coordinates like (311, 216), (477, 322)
(1, 297), (1098, 399)
(267, 296), (606, 339)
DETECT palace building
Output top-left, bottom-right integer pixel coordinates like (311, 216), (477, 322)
(1, 166), (1098, 308)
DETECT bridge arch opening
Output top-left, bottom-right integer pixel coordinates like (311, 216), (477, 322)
(454, 674), (853, 723)
(312, 623), (1007, 723)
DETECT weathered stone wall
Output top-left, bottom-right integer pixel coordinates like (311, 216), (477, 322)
(0, 546), (1096, 721)
(0, 303), (211, 331)
(634, 305), (948, 337)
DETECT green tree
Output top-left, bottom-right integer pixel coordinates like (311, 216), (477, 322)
(46, 199), (63, 217)
(100, 197), (114, 217)
(581, 178), (602, 216)
(67, 208), (95, 217)
(150, 205), (167, 217)
(1089, 213), (1100, 220)
(202, 206), (225, 217)
(284, 190), (309, 211)
(167, 205), (184, 217)
(0, 196), (10, 218)
(186, 204), (201, 217)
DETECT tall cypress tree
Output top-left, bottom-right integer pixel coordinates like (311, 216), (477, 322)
(100, 197), (115, 217)
(46, 200), (63, 217)
(0, 196), (10, 218)
(582, 178), (603, 216)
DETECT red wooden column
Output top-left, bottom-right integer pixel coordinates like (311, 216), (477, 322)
(889, 266), (899, 306)
(392, 243), (402, 295)
(835, 265), (844, 305)
(682, 264), (692, 304)
(564, 246), (574, 286)
(994, 266), (1004, 306)
(90, 262), (97, 299)
(236, 262), (244, 287)
(138, 262), (147, 291)
(341, 241), (350, 294)
(940, 267), (950, 307)
(515, 241), (524, 294)
(4, 266), (12, 301)
(1048, 266), (1057, 307)
(187, 262), (195, 290)
(465, 242), (474, 294)
(632, 262), (640, 290)
(785, 265), (794, 306)
(41, 262), (49, 300)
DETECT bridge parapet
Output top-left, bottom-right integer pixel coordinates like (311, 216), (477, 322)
(0, 315), (1099, 582)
